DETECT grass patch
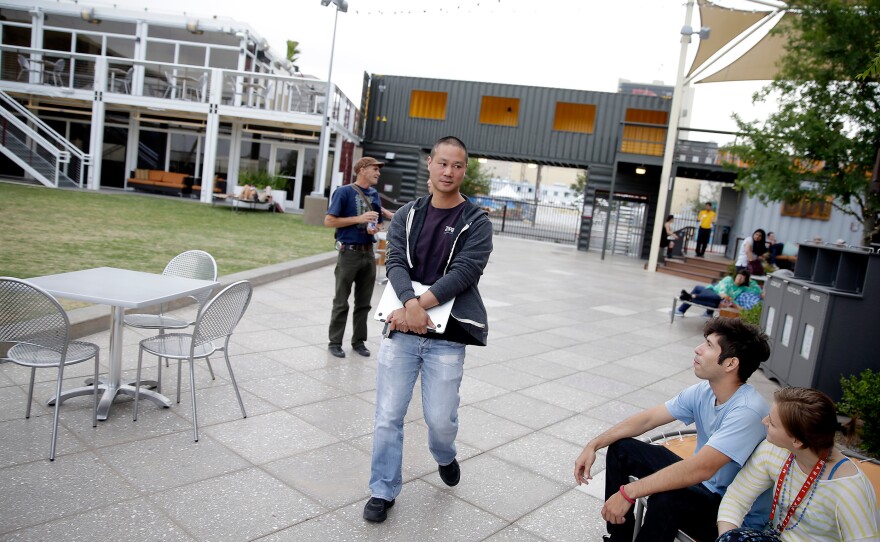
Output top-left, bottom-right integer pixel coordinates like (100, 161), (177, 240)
(1, 182), (335, 285)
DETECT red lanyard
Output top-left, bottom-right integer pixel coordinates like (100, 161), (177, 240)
(768, 452), (827, 532)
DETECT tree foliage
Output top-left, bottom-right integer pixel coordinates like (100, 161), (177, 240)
(461, 158), (491, 197)
(286, 40), (301, 64)
(725, 0), (880, 244)
(569, 171), (587, 194)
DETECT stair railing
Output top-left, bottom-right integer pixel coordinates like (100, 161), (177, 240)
(0, 105), (67, 187)
(0, 90), (89, 187)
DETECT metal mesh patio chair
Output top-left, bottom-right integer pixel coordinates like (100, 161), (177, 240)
(0, 277), (100, 461)
(49, 58), (66, 86)
(16, 54), (42, 82)
(123, 250), (218, 391)
(133, 280), (252, 442)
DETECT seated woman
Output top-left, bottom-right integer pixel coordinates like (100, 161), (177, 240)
(717, 387), (879, 542)
(675, 270), (761, 317)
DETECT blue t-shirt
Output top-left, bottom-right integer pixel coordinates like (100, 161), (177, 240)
(326, 184), (382, 245)
(665, 381), (772, 527)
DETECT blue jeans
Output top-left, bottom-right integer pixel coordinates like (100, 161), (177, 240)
(678, 285), (721, 314)
(369, 332), (466, 500)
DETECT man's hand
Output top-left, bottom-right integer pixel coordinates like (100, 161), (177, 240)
(360, 210), (379, 224)
(601, 491), (633, 525)
(387, 301), (433, 334)
(573, 446), (597, 485)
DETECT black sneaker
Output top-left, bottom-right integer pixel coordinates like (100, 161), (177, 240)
(328, 345), (345, 358)
(438, 459), (460, 486)
(679, 289), (692, 302)
(363, 497), (394, 523)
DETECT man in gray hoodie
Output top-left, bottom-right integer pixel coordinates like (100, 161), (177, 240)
(363, 136), (493, 523)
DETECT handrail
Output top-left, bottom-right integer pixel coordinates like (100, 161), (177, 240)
(0, 90), (89, 165)
(0, 44), (360, 134)
(0, 106), (65, 162)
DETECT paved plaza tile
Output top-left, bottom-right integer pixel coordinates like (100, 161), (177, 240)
(0, 237), (778, 540)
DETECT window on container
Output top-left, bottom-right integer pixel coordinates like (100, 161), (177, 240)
(479, 96), (519, 127)
(553, 102), (596, 133)
(409, 90), (447, 120)
(621, 108), (668, 156)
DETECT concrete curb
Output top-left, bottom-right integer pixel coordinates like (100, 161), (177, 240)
(68, 251), (338, 339)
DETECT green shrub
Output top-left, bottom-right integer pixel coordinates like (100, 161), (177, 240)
(740, 303), (762, 327)
(239, 169), (287, 191)
(838, 369), (880, 455)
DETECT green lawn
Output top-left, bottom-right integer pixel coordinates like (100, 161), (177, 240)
(0, 182), (336, 281)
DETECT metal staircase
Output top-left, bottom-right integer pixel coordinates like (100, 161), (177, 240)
(0, 90), (90, 188)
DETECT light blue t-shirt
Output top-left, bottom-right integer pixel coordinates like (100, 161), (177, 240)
(665, 381), (772, 527)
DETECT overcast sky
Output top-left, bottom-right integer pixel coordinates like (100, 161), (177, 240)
(114, 0), (781, 145)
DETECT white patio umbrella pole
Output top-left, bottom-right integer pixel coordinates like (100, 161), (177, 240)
(648, 0), (698, 272)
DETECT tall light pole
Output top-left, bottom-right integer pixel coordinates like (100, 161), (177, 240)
(646, 0), (709, 272)
(314, 0), (348, 198)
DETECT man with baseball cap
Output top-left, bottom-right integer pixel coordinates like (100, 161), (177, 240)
(324, 156), (392, 358)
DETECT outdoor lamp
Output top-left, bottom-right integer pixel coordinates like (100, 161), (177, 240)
(314, 0), (349, 197)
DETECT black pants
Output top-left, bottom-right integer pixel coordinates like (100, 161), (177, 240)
(605, 438), (722, 542)
(696, 227), (711, 256)
(328, 248), (376, 348)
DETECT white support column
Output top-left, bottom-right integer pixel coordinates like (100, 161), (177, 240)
(124, 115), (139, 189)
(87, 57), (108, 190)
(647, 0), (696, 273)
(315, 82), (335, 196)
(133, 21), (148, 96)
(199, 69), (223, 203)
(329, 134), (344, 195)
(29, 8), (44, 85)
(228, 121), (242, 193)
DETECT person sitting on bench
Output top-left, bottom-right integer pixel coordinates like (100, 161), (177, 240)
(675, 270), (761, 318)
(240, 184), (272, 203)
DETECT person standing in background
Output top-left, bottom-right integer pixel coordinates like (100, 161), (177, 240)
(324, 157), (386, 359)
(696, 202), (716, 257)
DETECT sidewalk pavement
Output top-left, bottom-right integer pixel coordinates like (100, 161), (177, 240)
(0, 236), (779, 541)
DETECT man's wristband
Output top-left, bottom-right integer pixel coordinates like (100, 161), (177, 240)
(619, 485), (636, 505)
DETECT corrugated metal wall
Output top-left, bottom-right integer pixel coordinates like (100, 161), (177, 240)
(726, 193), (867, 258)
(365, 75), (671, 167)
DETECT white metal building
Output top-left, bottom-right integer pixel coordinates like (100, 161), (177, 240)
(0, 0), (362, 210)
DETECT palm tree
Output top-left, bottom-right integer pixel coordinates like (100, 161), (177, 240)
(286, 40), (301, 65)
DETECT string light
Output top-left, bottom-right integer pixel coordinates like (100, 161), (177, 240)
(353, 0), (540, 17)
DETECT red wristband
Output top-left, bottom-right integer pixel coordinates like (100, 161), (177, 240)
(619, 485), (636, 504)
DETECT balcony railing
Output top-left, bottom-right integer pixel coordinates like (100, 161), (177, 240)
(0, 46), (360, 136)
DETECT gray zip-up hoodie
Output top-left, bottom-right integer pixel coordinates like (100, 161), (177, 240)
(385, 194), (493, 346)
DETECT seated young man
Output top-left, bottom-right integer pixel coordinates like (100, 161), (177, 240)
(574, 318), (772, 542)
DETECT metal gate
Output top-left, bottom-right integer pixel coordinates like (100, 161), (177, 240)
(470, 195), (581, 245)
(588, 196), (648, 257)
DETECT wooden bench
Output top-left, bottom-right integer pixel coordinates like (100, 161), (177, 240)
(128, 169), (190, 195)
(128, 169), (226, 197)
